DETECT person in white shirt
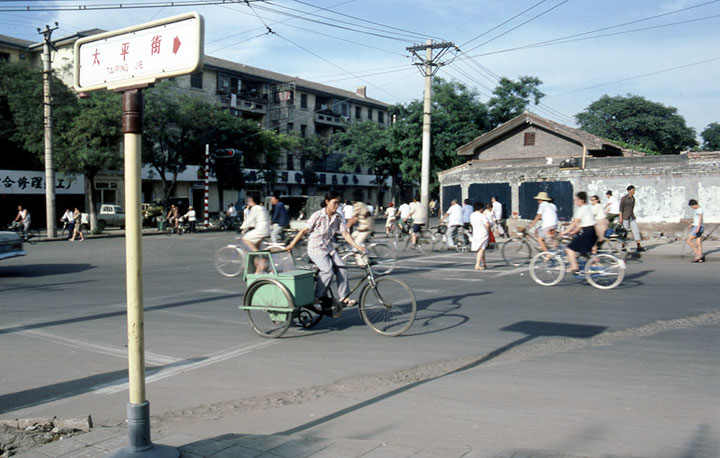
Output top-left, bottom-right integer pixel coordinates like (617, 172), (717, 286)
(183, 206), (197, 233)
(461, 199), (474, 228)
(604, 190), (620, 225)
(408, 195), (428, 248)
(491, 196), (506, 237)
(61, 208), (74, 239)
(240, 194), (271, 252)
(384, 203), (397, 236)
(470, 202), (491, 270)
(342, 200), (354, 222)
(687, 199), (705, 263)
(12, 206), (31, 235)
(527, 192), (558, 252)
(398, 202), (411, 231)
(560, 192), (597, 273)
(440, 199), (463, 249)
(590, 195), (608, 250)
(367, 204), (375, 217)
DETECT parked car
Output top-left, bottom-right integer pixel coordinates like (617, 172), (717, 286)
(0, 231), (25, 260)
(97, 204), (125, 231)
(142, 201), (164, 226)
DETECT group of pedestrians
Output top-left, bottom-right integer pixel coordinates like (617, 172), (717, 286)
(438, 196), (506, 251)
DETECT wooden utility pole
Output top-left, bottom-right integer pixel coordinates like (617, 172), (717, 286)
(407, 40), (455, 213)
(38, 23), (59, 238)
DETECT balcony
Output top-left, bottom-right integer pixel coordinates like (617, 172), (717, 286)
(219, 92), (268, 114)
(315, 111), (347, 126)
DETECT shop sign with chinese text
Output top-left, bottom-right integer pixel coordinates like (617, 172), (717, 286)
(0, 170), (84, 195)
(75, 12), (204, 92)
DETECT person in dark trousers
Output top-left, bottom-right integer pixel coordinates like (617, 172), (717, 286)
(619, 185), (645, 252)
(270, 194), (290, 243)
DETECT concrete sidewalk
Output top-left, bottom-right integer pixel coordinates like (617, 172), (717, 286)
(16, 428), (598, 458)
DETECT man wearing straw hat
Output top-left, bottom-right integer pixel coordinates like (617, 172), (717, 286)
(526, 191), (558, 252)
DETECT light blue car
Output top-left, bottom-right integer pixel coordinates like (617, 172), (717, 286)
(0, 231), (26, 260)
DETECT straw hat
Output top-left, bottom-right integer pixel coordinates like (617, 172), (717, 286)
(533, 191), (551, 201)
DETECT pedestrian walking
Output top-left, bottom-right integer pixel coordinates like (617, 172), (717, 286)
(590, 195), (608, 251)
(604, 190), (620, 225)
(561, 192), (597, 273)
(491, 196), (506, 238)
(439, 199), (463, 249)
(270, 194), (290, 243)
(461, 199), (474, 230)
(471, 201), (491, 270)
(619, 185), (645, 252)
(687, 199), (705, 263)
(526, 191), (558, 253)
(70, 207), (84, 241)
(483, 203), (496, 247)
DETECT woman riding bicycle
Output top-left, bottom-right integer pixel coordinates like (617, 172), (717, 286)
(285, 191), (365, 309)
(561, 191), (597, 274)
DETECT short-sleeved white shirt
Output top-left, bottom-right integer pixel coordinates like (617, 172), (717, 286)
(693, 207), (704, 226)
(537, 201), (558, 229)
(591, 203), (606, 221)
(607, 196), (620, 214)
(447, 204), (463, 226)
(492, 201), (503, 221)
(573, 204), (595, 228)
(343, 204), (354, 220)
(409, 201), (428, 225)
(399, 203), (411, 219)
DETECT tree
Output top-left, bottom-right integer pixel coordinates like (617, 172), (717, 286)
(62, 91), (123, 232)
(701, 122), (720, 151)
(291, 135), (333, 194)
(576, 94), (697, 154)
(488, 76), (544, 126)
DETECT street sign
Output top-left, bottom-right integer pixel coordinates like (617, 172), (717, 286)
(74, 12), (204, 92)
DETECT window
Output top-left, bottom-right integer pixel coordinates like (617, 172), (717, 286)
(300, 124), (307, 138)
(190, 72), (203, 89)
(286, 153), (294, 170)
(378, 111), (384, 124)
(368, 108), (373, 121)
(300, 93), (308, 109)
(340, 103), (348, 117)
(355, 106), (362, 119)
(0, 52), (10, 62)
(287, 122), (294, 132)
(524, 132), (536, 146)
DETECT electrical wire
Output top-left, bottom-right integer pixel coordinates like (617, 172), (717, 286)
(0, 0), (265, 12)
(459, 0), (550, 48)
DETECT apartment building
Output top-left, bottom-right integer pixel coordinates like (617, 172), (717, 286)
(0, 34), (33, 62)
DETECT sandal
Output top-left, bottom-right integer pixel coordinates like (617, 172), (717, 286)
(474, 266), (485, 271)
(341, 298), (358, 307)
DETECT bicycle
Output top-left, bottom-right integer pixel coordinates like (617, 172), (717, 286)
(529, 237), (626, 290)
(432, 224), (471, 253)
(337, 235), (398, 275)
(7, 222), (39, 244)
(240, 249), (417, 338)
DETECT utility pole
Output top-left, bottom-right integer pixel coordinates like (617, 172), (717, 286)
(407, 40), (455, 214)
(38, 23), (59, 238)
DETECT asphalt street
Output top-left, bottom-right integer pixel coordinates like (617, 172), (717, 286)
(1, 230), (719, 457)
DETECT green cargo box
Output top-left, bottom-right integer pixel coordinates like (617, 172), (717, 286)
(245, 270), (315, 308)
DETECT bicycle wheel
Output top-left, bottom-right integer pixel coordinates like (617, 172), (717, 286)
(244, 279), (293, 338)
(297, 307), (323, 329)
(455, 231), (471, 253)
(393, 230), (410, 251)
(367, 243), (397, 275)
(501, 238), (532, 266)
(529, 252), (565, 286)
(359, 277), (417, 336)
(215, 245), (245, 277)
(600, 237), (623, 254)
(430, 230), (444, 252)
(585, 254), (626, 290)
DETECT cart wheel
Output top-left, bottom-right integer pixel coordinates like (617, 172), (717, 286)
(585, 254), (625, 290)
(297, 308), (323, 329)
(244, 278), (293, 338)
(360, 277), (417, 336)
(215, 245), (244, 277)
(529, 252), (565, 286)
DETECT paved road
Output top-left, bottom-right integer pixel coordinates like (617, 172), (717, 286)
(1, 232), (719, 457)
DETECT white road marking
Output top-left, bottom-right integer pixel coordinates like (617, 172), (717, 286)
(95, 340), (276, 395)
(16, 329), (180, 365)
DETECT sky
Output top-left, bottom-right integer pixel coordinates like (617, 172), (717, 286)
(2, 0), (719, 136)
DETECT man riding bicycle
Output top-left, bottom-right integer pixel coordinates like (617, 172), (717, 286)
(526, 192), (558, 252)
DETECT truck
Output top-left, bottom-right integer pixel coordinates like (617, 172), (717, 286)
(97, 204), (125, 231)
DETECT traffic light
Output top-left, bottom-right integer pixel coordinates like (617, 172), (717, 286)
(214, 148), (242, 158)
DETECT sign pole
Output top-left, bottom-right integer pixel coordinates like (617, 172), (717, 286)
(204, 144), (209, 229)
(109, 90), (177, 458)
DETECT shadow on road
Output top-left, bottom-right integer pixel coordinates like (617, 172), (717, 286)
(0, 356), (206, 414)
(0, 293), (240, 336)
(0, 263), (95, 278)
(278, 320), (607, 436)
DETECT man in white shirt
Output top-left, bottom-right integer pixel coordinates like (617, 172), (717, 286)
(408, 195), (428, 248)
(61, 208), (74, 239)
(491, 196), (506, 237)
(527, 192), (558, 252)
(604, 190), (620, 225)
(398, 202), (411, 231)
(440, 199), (463, 249)
(240, 195), (271, 252)
(342, 200), (354, 222)
(183, 206), (197, 233)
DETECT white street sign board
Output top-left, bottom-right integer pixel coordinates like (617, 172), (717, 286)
(75, 12), (203, 92)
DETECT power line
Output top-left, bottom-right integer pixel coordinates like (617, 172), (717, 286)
(289, 0), (445, 41)
(547, 55), (720, 98)
(464, 0), (572, 54)
(459, 0), (550, 48)
(318, 67), (416, 84)
(0, 0), (264, 12)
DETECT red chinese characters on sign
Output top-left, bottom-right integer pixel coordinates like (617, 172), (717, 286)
(150, 35), (161, 55)
(120, 42), (130, 61)
(92, 49), (100, 65)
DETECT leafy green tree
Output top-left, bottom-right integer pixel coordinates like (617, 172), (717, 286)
(335, 121), (395, 200)
(488, 76), (544, 126)
(62, 91), (122, 232)
(291, 134), (333, 194)
(701, 122), (720, 151)
(575, 94), (697, 154)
